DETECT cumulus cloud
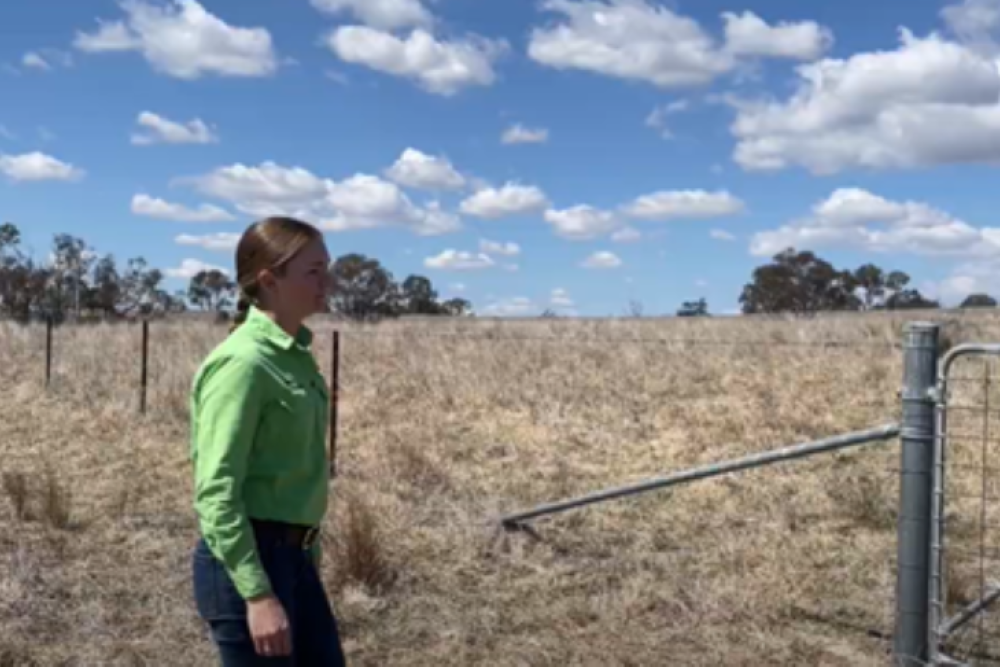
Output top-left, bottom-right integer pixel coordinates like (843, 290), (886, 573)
(479, 239), (521, 256)
(424, 249), (495, 270)
(460, 182), (549, 219)
(545, 205), (619, 240)
(183, 161), (460, 236)
(132, 194), (236, 222)
(721, 11), (833, 61)
(166, 258), (229, 279)
(527, 1), (832, 89)
(728, 27), (1000, 174)
(325, 26), (507, 95)
(581, 250), (622, 269)
(73, 0), (279, 79)
(131, 111), (218, 145)
(621, 189), (745, 220)
(0, 152), (84, 182)
(310, 0), (432, 30)
(501, 124), (549, 144)
(384, 147), (465, 190)
(175, 232), (240, 252)
(750, 188), (1000, 260)
(550, 287), (575, 309)
(482, 296), (535, 316)
(611, 226), (642, 243)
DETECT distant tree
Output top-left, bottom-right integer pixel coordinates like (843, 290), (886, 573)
(961, 293), (997, 308)
(400, 275), (442, 315)
(739, 248), (861, 315)
(188, 269), (235, 312)
(853, 263), (886, 309)
(885, 289), (939, 310)
(440, 297), (472, 316)
(329, 253), (401, 321)
(677, 297), (709, 317)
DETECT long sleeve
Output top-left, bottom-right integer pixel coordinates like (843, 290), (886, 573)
(192, 353), (272, 600)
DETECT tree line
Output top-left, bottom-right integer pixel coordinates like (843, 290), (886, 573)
(0, 223), (470, 323)
(676, 248), (997, 317)
(4, 225), (997, 323)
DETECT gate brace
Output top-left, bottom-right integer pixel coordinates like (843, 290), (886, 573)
(499, 423), (901, 530)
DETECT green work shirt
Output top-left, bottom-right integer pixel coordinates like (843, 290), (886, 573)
(189, 305), (330, 600)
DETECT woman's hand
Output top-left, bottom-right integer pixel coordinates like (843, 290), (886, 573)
(247, 594), (292, 657)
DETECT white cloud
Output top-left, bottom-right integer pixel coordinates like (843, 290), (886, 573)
(166, 258), (229, 279)
(0, 152), (84, 182)
(527, 1), (831, 89)
(502, 124), (549, 144)
(449, 282), (466, 292)
(460, 182), (549, 219)
(728, 28), (1000, 174)
(710, 228), (736, 241)
(132, 194), (236, 222)
(326, 26), (506, 96)
(611, 226), (641, 243)
(550, 287), (574, 308)
(621, 189), (745, 221)
(185, 161), (461, 236)
(545, 205), (620, 240)
(581, 250), (622, 269)
(645, 99), (689, 138)
(750, 188), (1000, 259)
(185, 161), (331, 219)
(942, 0), (1000, 56)
(384, 147), (465, 190)
(23, 53), (51, 71)
(131, 111), (218, 145)
(21, 49), (73, 72)
(310, 0), (433, 30)
(721, 11), (833, 61)
(175, 232), (240, 252)
(73, 0), (279, 80)
(479, 239), (521, 256)
(482, 296), (535, 316)
(424, 249), (495, 270)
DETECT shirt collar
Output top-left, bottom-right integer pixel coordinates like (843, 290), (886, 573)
(245, 305), (313, 350)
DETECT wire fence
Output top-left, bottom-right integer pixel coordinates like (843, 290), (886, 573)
(0, 315), (975, 664)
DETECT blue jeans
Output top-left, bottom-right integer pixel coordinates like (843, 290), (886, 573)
(191, 535), (346, 666)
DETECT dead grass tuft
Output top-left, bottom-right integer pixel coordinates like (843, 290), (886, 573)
(328, 490), (397, 596)
(2, 472), (29, 521)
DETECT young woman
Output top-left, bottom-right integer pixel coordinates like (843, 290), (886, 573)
(189, 216), (346, 665)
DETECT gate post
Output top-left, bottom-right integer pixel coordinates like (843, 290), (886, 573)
(894, 321), (940, 665)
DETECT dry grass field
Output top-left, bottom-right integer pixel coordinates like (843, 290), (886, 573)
(3, 310), (1000, 666)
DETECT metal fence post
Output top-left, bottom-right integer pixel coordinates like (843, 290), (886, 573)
(329, 329), (340, 478)
(140, 319), (149, 415)
(894, 321), (940, 665)
(45, 316), (53, 388)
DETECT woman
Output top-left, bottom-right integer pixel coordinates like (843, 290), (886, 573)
(189, 216), (346, 665)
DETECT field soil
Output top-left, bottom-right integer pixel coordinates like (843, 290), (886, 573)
(3, 311), (1000, 666)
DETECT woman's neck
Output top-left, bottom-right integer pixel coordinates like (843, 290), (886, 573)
(258, 306), (302, 338)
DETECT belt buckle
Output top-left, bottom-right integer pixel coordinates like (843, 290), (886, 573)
(302, 526), (320, 550)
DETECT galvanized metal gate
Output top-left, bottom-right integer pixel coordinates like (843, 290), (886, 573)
(930, 343), (1000, 666)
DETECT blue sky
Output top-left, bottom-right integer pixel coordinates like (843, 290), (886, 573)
(3, 0), (1000, 316)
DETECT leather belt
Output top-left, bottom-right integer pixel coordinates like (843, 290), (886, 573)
(250, 518), (320, 550)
